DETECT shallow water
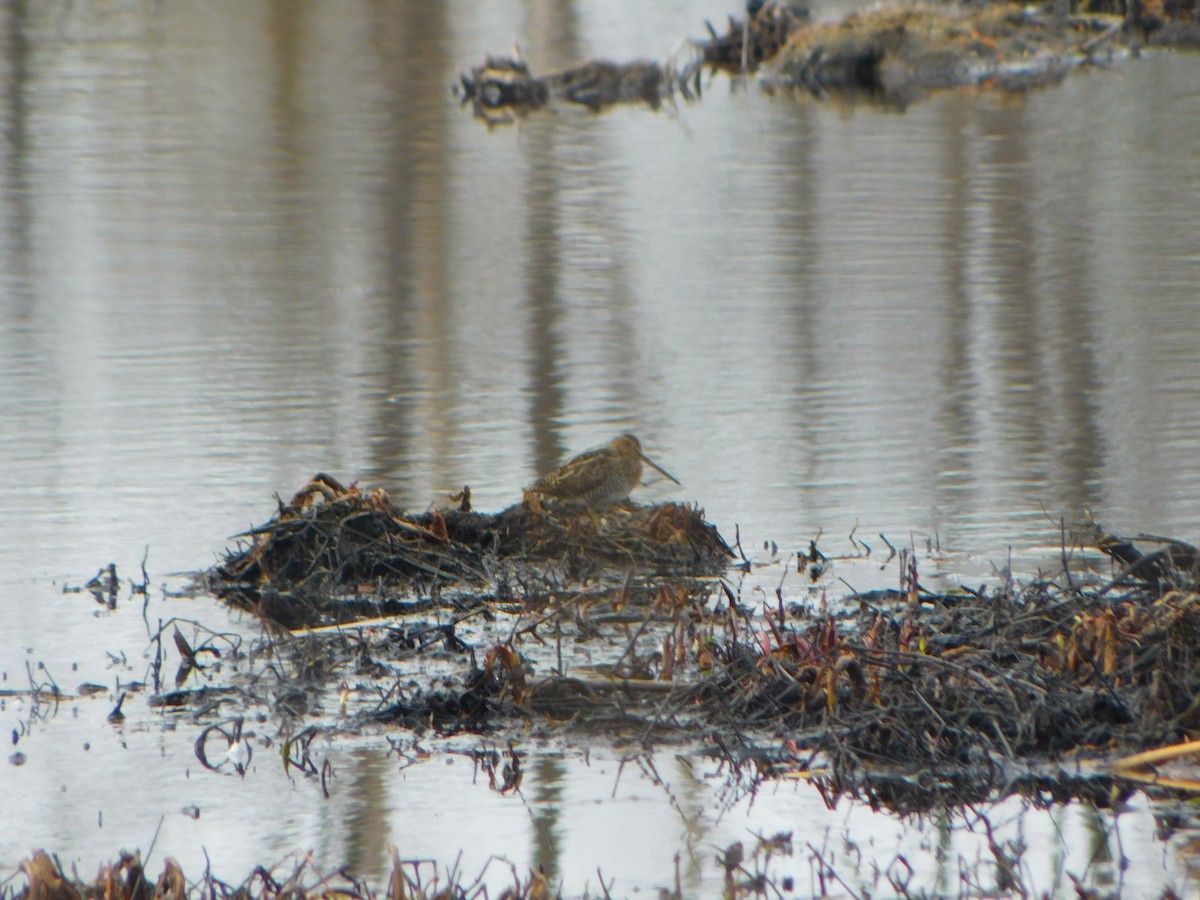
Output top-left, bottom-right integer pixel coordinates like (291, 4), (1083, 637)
(2, 0), (1200, 895)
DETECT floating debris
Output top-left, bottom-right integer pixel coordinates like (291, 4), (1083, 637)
(696, 2), (812, 73)
(459, 0), (1200, 118)
(458, 55), (668, 124)
(208, 478), (1200, 783)
(9, 847), (553, 900)
(765, 2), (1127, 106)
(209, 472), (732, 628)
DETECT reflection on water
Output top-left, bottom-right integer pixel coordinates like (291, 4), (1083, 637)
(2, 2), (1199, 571)
(2, 0), (1200, 892)
(11, 702), (1177, 898)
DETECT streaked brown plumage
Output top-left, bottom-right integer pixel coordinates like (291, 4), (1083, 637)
(527, 433), (680, 508)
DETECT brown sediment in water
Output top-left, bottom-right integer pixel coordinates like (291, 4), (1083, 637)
(458, 0), (1200, 117)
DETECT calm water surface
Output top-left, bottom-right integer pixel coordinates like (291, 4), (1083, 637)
(2, 1), (1200, 895)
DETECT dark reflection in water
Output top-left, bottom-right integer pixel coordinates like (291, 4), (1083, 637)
(344, 749), (392, 879)
(366, 2), (452, 503)
(933, 98), (976, 517)
(773, 105), (823, 519)
(530, 755), (565, 883)
(0, 3), (32, 320)
(521, 4), (577, 478)
(1, 0), (1200, 891)
(984, 105), (1046, 483)
(0, 1), (1187, 570)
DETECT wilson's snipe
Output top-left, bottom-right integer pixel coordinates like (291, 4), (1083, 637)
(526, 433), (681, 508)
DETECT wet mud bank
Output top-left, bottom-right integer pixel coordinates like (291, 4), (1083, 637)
(459, 0), (1200, 116)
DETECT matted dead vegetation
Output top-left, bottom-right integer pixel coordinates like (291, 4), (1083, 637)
(706, 547), (1200, 779)
(458, 0), (1200, 119)
(211, 472), (731, 629)
(7, 847), (557, 900)
(8, 799), (1185, 900)
(13, 484), (1200, 897)
(763, 2), (1128, 104)
(203, 475), (1200, 793)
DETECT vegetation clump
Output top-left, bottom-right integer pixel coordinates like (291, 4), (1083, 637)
(211, 472), (732, 629)
(209, 478), (1200, 792)
(460, 0), (1200, 118)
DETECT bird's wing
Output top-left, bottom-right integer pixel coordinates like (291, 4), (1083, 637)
(532, 448), (613, 496)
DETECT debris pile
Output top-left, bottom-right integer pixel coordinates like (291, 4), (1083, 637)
(697, 2), (812, 72)
(708, 560), (1200, 776)
(211, 472), (732, 628)
(767, 2), (1127, 105)
(9, 847), (550, 900)
(458, 56), (668, 124)
(701, 523), (1200, 793)
(459, 0), (1200, 118)
(209, 478), (1200, 790)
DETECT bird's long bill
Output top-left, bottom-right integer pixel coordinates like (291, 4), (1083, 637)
(640, 453), (682, 486)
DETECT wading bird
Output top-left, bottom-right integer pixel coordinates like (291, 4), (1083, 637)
(526, 433), (681, 508)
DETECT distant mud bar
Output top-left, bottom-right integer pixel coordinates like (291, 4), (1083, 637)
(458, 0), (1200, 117)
